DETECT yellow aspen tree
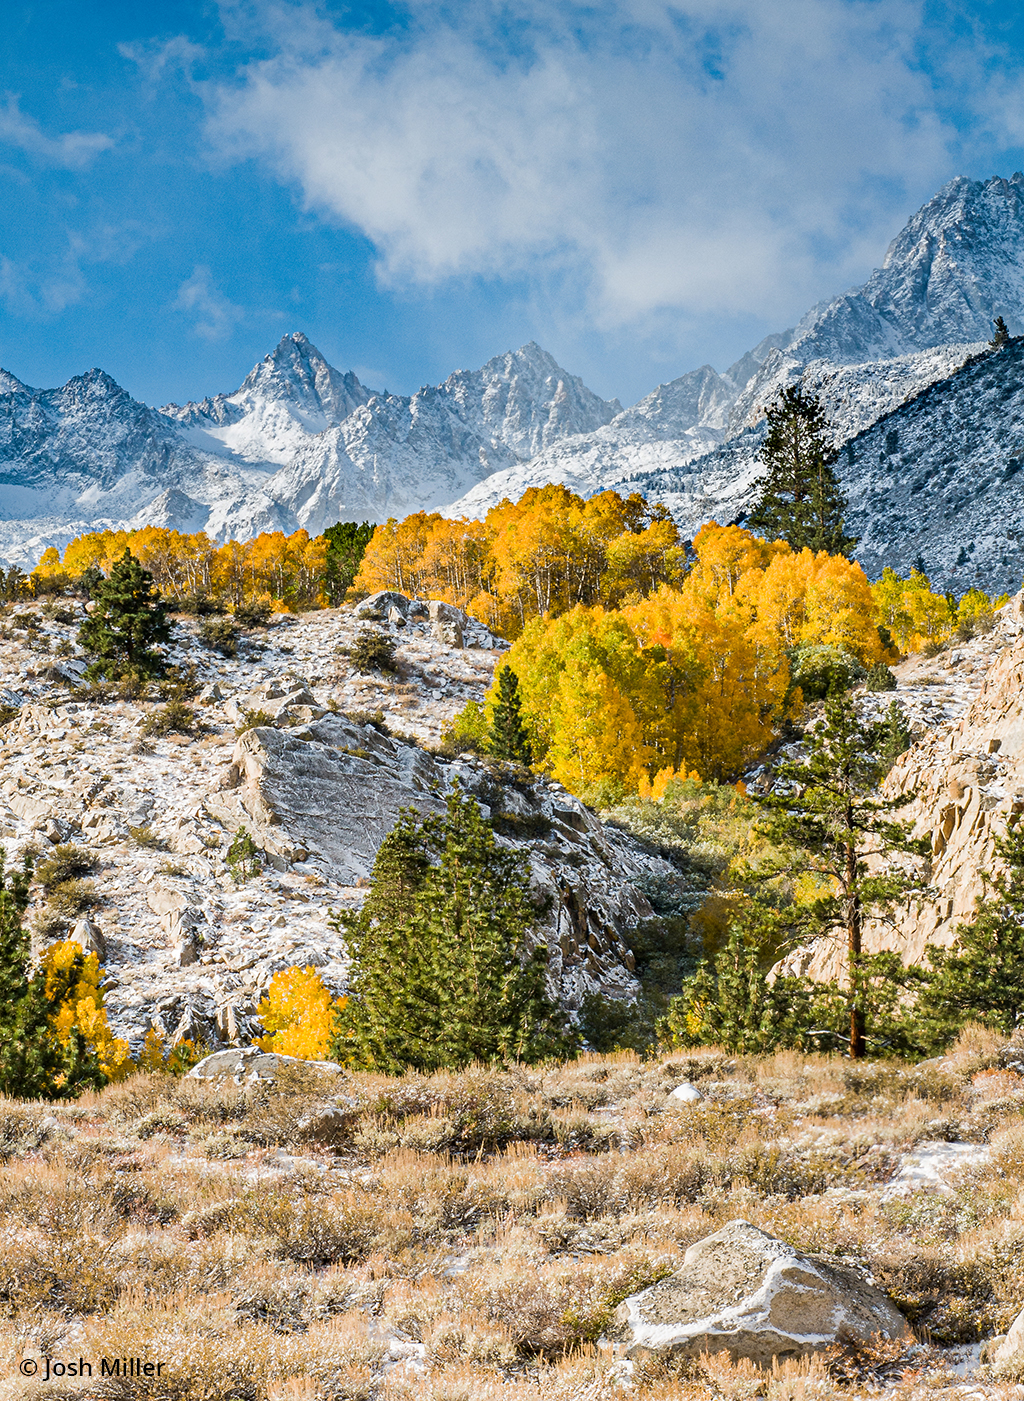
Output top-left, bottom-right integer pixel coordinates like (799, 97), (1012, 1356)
(42, 942), (132, 1082)
(256, 965), (345, 1060)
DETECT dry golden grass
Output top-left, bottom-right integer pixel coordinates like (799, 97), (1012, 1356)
(0, 1046), (1022, 1396)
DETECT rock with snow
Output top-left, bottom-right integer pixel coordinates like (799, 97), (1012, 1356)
(610, 1219), (910, 1364)
(205, 715), (667, 1009)
(187, 1048), (344, 1084)
(356, 591), (412, 621)
(70, 917), (105, 960)
(667, 1082), (702, 1104)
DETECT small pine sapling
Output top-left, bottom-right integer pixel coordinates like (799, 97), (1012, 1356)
(227, 827), (261, 883)
(916, 822), (1024, 1046)
(991, 315), (1011, 349)
(865, 661), (898, 692)
(77, 548), (172, 680)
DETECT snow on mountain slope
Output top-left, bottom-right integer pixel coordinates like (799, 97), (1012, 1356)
(226, 342), (623, 538)
(448, 364), (733, 518)
(161, 332), (375, 469)
(450, 343), (983, 521)
(451, 174), (1024, 520)
(0, 338), (620, 562)
(729, 174), (1024, 428)
(4, 175), (1024, 567)
(617, 341), (1024, 595)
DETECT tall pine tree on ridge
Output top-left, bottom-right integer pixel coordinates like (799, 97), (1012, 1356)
(748, 385), (856, 558)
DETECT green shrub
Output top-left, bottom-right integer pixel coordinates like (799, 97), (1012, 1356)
(345, 709), (390, 734)
(35, 845), (99, 893)
(143, 700), (198, 736)
(350, 629), (397, 674)
(440, 699), (490, 755)
(790, 644), (866, 701)
(234, 599), (272, 629)
(227, 827), (261, 884)
(865, 661), (898, 691)
(235, 708), (275, 734)
(199, 617), (240, 657)
(178, 592), (224, 617)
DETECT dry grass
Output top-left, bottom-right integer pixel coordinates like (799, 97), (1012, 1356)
(0, 1044), (1022, 1397)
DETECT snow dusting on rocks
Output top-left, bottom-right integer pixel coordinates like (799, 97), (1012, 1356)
(0, 596), (671, 1055)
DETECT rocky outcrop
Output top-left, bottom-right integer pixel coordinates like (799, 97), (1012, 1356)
(206, 712), (667, 1010)
(610, 1220), (910, 1365)
(187, 1048), (343, 1085)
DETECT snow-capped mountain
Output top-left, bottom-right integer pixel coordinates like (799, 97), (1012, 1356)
(4, 173), (1024, 585)
(449, 174), (1024, 522)
(0, 337), (620, 565)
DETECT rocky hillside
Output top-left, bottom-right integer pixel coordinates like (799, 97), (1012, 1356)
(0, 593), (678, 1054)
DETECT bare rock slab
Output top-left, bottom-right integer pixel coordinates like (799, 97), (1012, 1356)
(611, 1220), (910, 1365)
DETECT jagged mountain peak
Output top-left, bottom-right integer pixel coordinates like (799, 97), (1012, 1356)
(0, 370), (32, 397)
(234, 332), (372, 427)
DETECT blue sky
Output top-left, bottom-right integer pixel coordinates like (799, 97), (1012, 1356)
(3, 0), (1024, 409)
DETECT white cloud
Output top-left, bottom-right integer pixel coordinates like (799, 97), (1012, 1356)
(202, 0), (966, 326)
(0, 95), (113, 169)
(173, 265), (244, 340)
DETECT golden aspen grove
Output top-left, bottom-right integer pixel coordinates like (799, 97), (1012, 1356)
(32, 490), (1007, 810)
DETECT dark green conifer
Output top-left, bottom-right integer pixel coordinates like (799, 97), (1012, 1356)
(916, 823), (1024, 1045)
(753, 696), (929, 1058)
(661, 924), (812, 1054)
(991, 315), (1011, 350)
(489, 666), (533, 763)
(878, 700), (911, 768)
(331, 788), (574, 1071)
(0, 851), (102, 1099)
(77, 548), (172, 680)
(747, 386), (856, 558)
(321, 522), (375, 606)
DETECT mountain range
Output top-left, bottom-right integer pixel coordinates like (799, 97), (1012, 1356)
(3, 173), (1024, 588)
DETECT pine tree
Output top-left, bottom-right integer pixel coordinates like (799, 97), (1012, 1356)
(878, 700), (911, 768)
(77, 548), (172, 680)
(754, 696), (929, 1058)
(330, 789), (575, 1071)
(0, 851), (103, 1099)
(321, 522), (375, 606)
(747, 386), (857, 558)
(991, 316), (1011, 350)
(660, 924), (813, 1054)
(489, 665), (533, 763)
(915, 822), (1024, 1046)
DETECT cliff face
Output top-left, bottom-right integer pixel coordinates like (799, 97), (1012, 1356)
(879, 609), (1024, 960)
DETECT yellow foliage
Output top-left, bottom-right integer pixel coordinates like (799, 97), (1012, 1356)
(871, 566), (1006, 653)
(353, 487), (683, 639)
(48, 526), (332, 612)
(502, 522), (898, 795)
(135, 1027), (205, 1075)
(41, 942), (132, 1082)
(256, 966), (346, 1060)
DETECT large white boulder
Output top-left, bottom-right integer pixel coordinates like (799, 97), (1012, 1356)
(611, 1220), (910, 1366)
